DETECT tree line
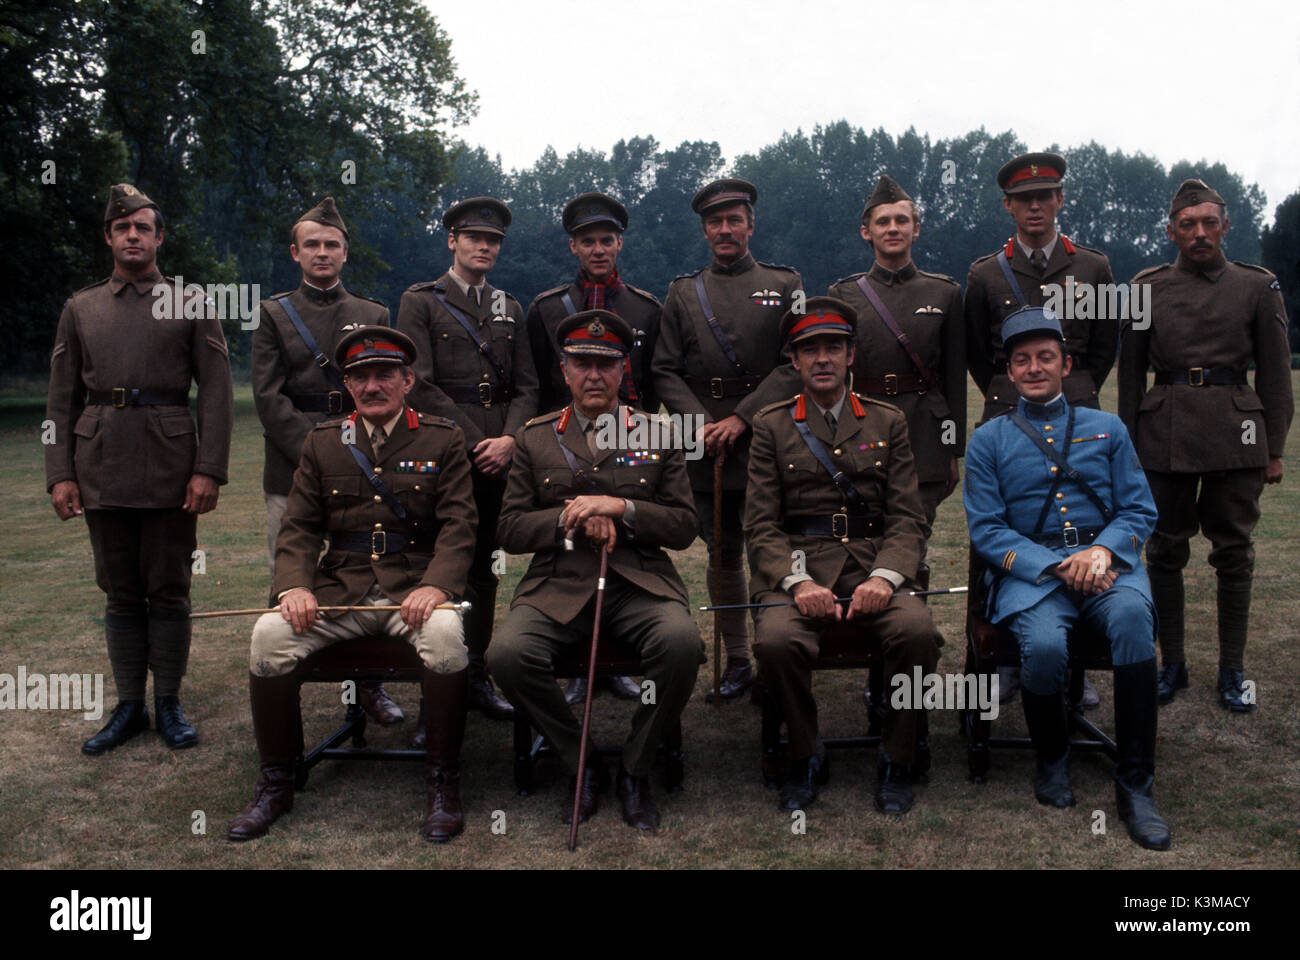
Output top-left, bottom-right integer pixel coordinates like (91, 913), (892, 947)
(3, 1), (1296, 375)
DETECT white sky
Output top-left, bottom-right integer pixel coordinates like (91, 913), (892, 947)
(426, 0), (1300, 222)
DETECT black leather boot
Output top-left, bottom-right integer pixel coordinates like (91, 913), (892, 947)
(1156, 661), (1188, 705)
(1112, 659), (1171, 850)
(1022, 688), (1074, 807)
(154, 695), (199, 749)
(778, 753), (828, 810)
(82, 700), (150, 755)
(875, 755), (915, 815)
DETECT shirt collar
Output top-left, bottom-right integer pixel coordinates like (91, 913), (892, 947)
(710, 252), (756, 276)
(360, 408), (405, 440)
(808, 390), (847, 424)
(108, 268), (164, 295)
(571, 403), (620, 434)
(1018, 392), (1067, 420)
(448, 267), (485, 299)
(868, 260), (917, 285)
(1016, 232), (1058, 263)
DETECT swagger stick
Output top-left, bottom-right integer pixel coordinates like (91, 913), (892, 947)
(191, 601), (472, 619)
(698, 587), (967, 612)
(569, 548), (611, 851)
(711, 453), (725, 707)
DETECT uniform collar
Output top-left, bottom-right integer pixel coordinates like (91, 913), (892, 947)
(807, 390), (847, 424)
(108, 268), (163, 295)
(447, 266), (486, 301)
(1174, 250), (1228, 281)
(570, 403), (620, 434)
(710, 252), (756, 276)
(300, 278), (343, 304)
(1018, 392), (1067, 420)
(1016, 232), (1059, 262)
(359, 407), (405, 439)
(868, 260), (917, 286)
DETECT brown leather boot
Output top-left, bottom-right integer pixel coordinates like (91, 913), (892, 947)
(358, 682), (404, 725)
(421, 668), (468, 842)
(228, 673), (301, 841)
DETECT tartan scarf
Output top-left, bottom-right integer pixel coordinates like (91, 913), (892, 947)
(576, 268), (638, 401)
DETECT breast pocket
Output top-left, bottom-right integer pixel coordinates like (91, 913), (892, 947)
(536, 467), (579, 504)
(432, 318), (482, 374)
(322, 475), (361, 504)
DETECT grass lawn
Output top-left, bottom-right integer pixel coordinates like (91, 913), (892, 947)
(0, 377), (1296, 869)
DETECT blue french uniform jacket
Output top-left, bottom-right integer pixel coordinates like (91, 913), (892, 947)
(964, 395), (1157, 623)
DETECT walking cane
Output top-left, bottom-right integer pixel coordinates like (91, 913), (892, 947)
(569, 548), (611, 851)
(191, 602), (471, 619)
(711, 452), (725, 707)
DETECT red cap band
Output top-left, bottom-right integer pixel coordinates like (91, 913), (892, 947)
(1007, 164), (1060, 186)
(788, 312), (851, 338)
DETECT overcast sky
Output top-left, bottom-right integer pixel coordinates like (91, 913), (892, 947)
(426, 0), (1299, 223)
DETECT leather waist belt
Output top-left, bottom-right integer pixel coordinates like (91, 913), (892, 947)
(857, 372), (929, 396)
(329, 530), (433, 556)
(1153, 368), (1246, 387)
(290, 391), (353, 414)
(87, 388), (189, 408)
(782, 514), (883, 539)
(686, 374), (763, 400)
(1031, 525), (1103, 550)
(443, 382), (512, 406)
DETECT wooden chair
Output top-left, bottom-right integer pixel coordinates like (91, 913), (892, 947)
(511, 639), (684, 796)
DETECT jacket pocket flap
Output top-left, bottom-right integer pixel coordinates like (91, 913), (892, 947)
(160, 413), (196, 437)
(322, 475), (361, 497)
(72, 415), (100, 439)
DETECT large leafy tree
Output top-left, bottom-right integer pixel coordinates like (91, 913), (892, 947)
(1260, 189), (1300, 352)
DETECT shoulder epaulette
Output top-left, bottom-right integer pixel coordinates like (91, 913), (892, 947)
(489, 286), (520, 304)
(312, 415), (350, 431)
(971, 250), (1000, 267)
(72, 277), (111, 296)
(672, 268), (706, 283)
(830, 271), (869, 288)
(267, 289), (296, 301)
(1065, 239), (1106, 258)
(855, 392), (906, 415)
(623, 283), (662, 305)
(758, 394), (801, 417)
(1233, 261), (1276, 278)
(535, 283), (571, 301)
(1132, 263), (1172, 282)
(523, 409), (565, 428)
(357, 294), (388, 310)
(756, 260), (799, 274)
(406, 280), (441, 293)
(916, 268), (960, 287)
(415, 411), (456, 429)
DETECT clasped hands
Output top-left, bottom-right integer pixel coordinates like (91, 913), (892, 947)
(560, 495), (625, 553)
(792, 576), (894, 619)
(278, 585), (448, 635)
(1052, 545), (1116, 595)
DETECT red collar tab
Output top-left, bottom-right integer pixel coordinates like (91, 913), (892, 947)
(794, 394), (807, 421)
(557, 407), (572, 434)
(1007, 164), (1061, 187)
(346, 412), (358, 425)
(1005, 238), (1016, 258)
(849, 393), (866, 418)
(405, 407), (419, 430)
(1061, 235), (1076, 255)
(624, 405), (635, 431)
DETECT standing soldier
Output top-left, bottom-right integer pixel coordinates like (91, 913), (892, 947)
(965, 152), (1116, 708)
(652, 178), (803, 702)
(397, 197), (538, 720)
(251, 196), (404, 730)
(1120, 178), (1293, 712)
(525, 192), (661, 705)
(45, 184), (233, 754)
(828, 174), (965, 536)
(746, 298), (942, 815)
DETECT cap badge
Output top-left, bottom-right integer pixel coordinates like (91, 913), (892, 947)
(588, 203), (601, 214)
(479, 206), (493, 219)
(363, 337), (375, 350)
(587, 320), (605, 338)
(1030, 164), (1039, 176)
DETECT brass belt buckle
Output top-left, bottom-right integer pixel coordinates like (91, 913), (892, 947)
(1063, 526), (1079, 548)
(370, 529), (388, 559)
(710, 377), (724, 399)
(111, 387), (127, 408)
(884, 373), (898, 396)
(831, 512), (849, 541)
(478, 381), (493, 407)
(1188, 367), (1204, 387)
(326, 390), (344, 414)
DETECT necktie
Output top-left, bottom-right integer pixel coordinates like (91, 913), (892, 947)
(1030, 248), (1048, 274)
(825, 410), (837, 435)
(583, 420), (597, 457)
(370, 426), (387, 459)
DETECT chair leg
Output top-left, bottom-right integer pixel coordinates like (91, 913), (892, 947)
(663, 718), (684, 792)
(347, 702), (367, 748)
(513, 709), (535, 796)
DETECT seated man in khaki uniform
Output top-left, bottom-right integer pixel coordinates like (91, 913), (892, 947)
(227, 326), (477, 843)
(746, 297), (943, 815)
(489, 310), (703, 832)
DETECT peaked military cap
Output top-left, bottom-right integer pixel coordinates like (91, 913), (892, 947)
(692, 178), (758, 216)
(997, 152), (1067, 194)
(1000, 305), (1065, 351)
(556, 309), (633, 358)
(295, 196), (349, 242)
(862, 173), (913, 219)
(563, 192), (628, 234)
(104, 183), (160, 225)
(780, 296), (858, 346)
(335, 324), (418, 371)
(442, 196), (511, 236)
(1169, 178), (1226, 216)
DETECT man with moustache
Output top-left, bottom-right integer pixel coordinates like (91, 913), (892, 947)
(45, 183), (233, 754)
(1119, 178), (1292, 712)
(252, 197), (404, 729)
(489, 311), (702, 831)
(965, 306), (1168, 850)
(397, 197), (539, 722)
(653, 178), (803, 702)
(526, 191), (662, 704)
(228, 326), (477, 842)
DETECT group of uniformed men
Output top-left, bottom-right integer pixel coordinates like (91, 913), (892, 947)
(44, 152), (1292, 854)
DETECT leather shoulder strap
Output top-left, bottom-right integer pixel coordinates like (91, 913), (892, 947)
(273, 295), (346, 393)
(1008, 409), (1113, 533)
(432, 289), (511, 388)
(693, 273), (746, 375)
(995, 250), (1029, 308)
(854, 276), (937, 387)
(790, 402), (873, 515)
(345, 436), (407, 520)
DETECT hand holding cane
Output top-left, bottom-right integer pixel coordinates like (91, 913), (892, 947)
(569, 546), (612, 851)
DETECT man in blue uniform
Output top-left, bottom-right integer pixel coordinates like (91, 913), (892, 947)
(964, 306), (1170, 850)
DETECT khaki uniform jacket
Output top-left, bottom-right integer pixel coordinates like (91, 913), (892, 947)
(526, 278), (662, 414)
(44, 270), (233, 508)
(396, 271), (539, 449)
(745, 392), (927, 598)
(498, 405), (699, 624)
(251, 281), (388, 495)
(273, 408), (477, 607)
(652, 252), (803, 491)
(965, 237), (1116, 415)
(828, 261), (966, 481)
(1119, 252), (1293, 472)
